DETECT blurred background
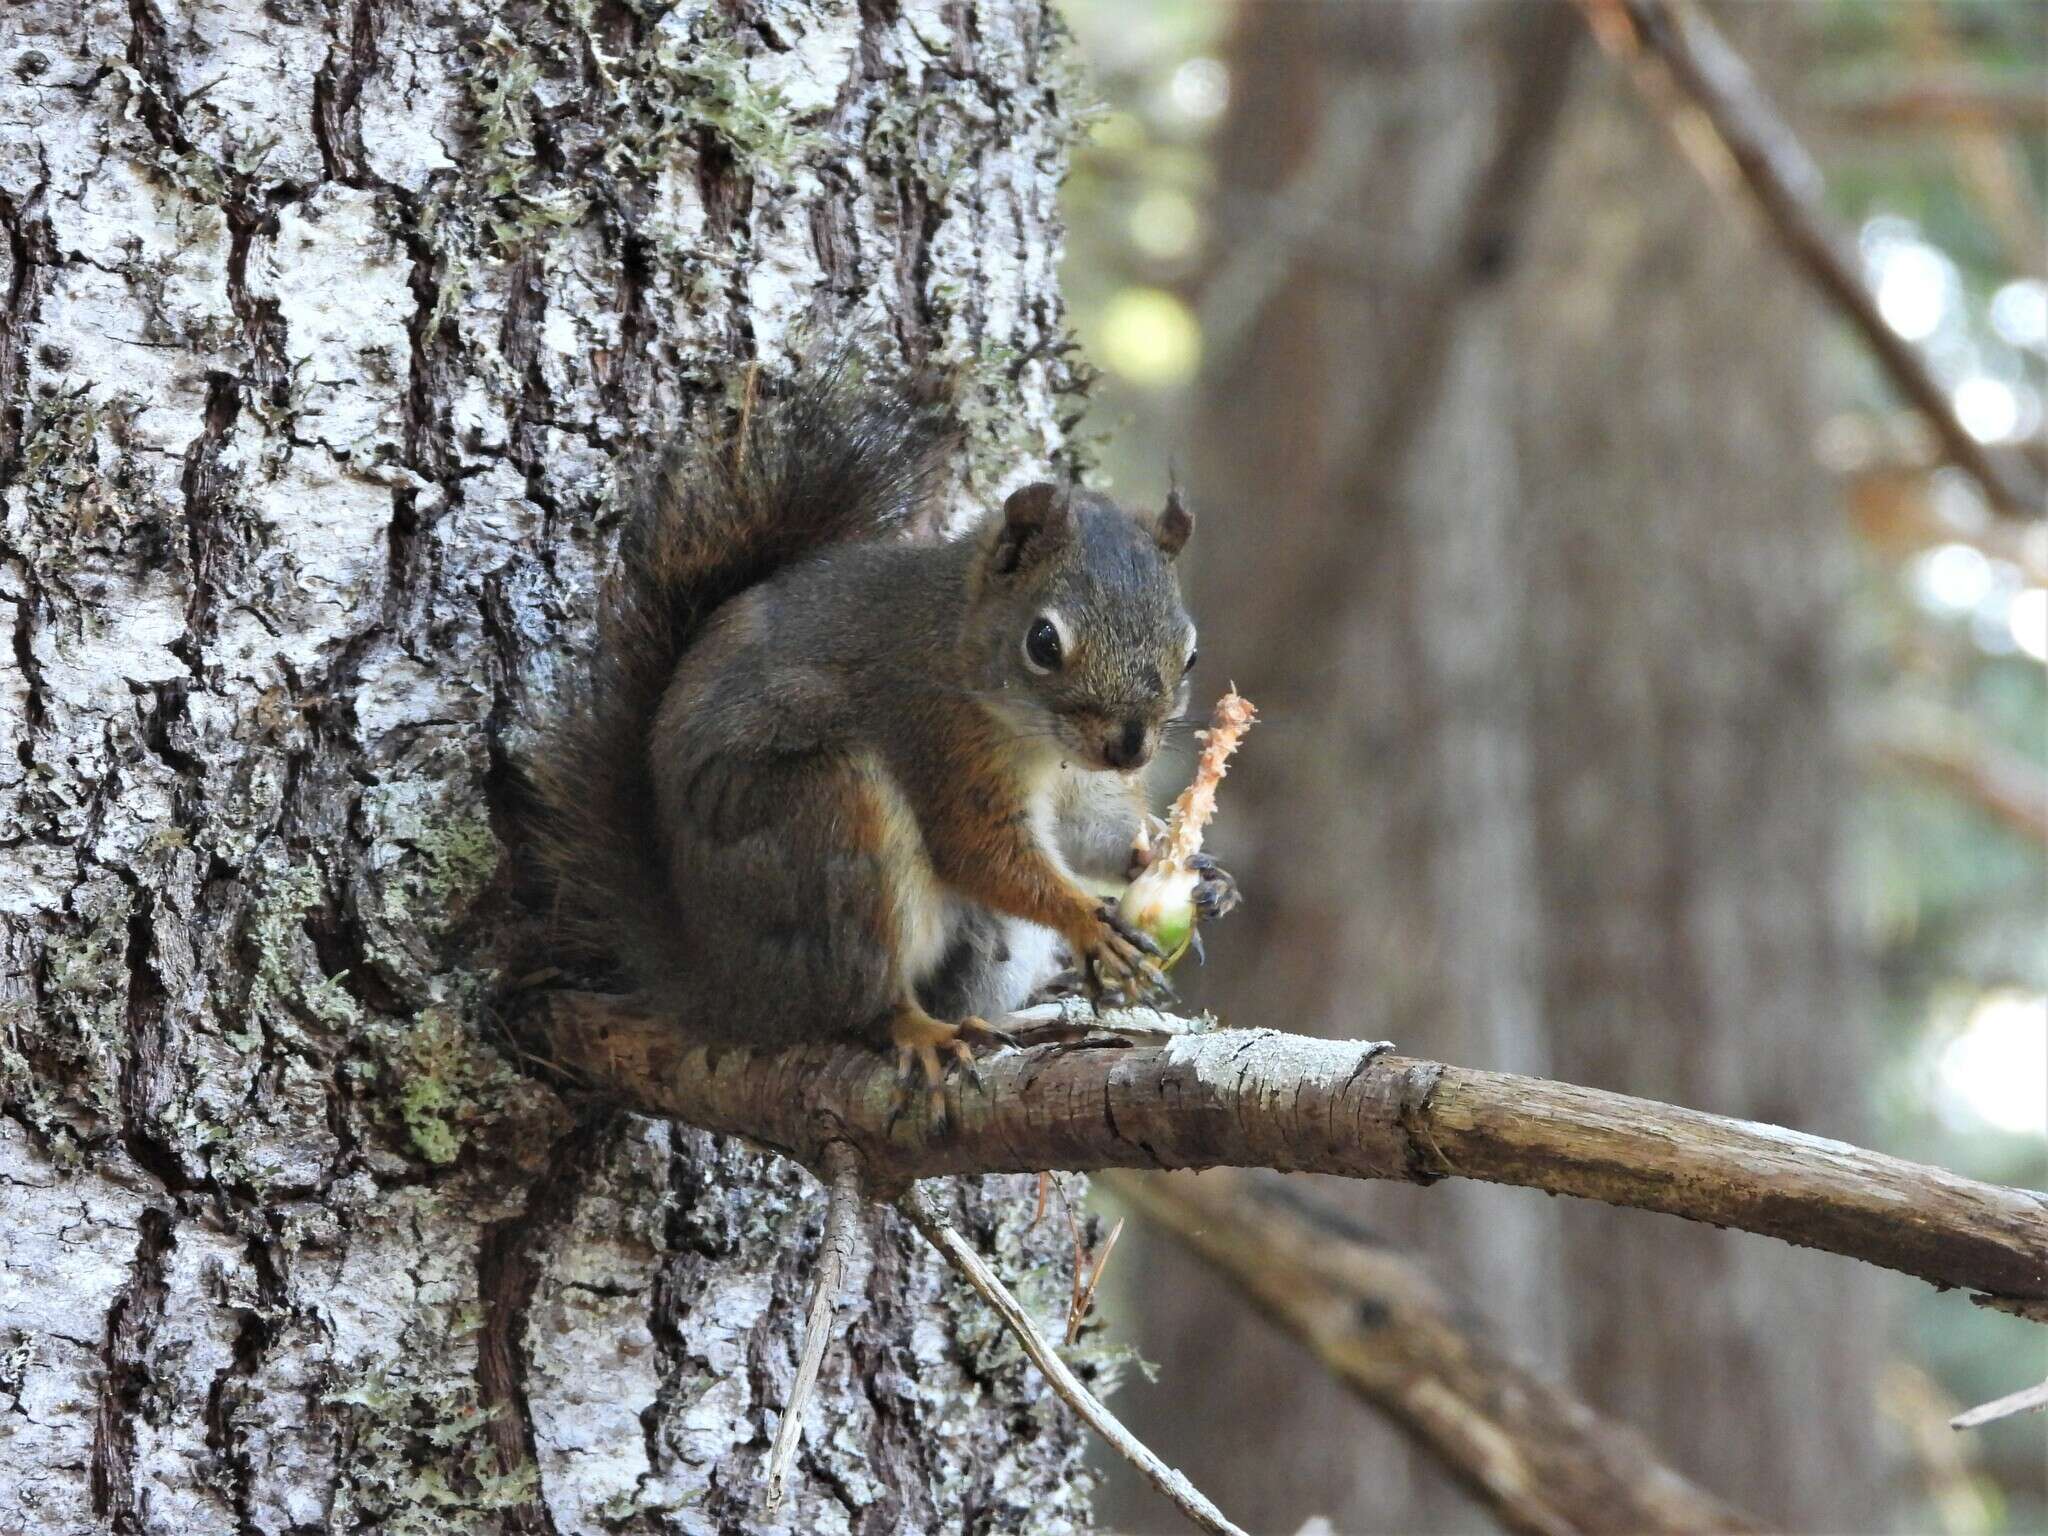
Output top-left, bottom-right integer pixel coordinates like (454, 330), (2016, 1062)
(1050, 2), (2048, 1532)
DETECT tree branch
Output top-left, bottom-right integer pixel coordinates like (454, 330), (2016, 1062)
(1818, 75), (2048, 133)
(1866, 706), (2048, 849)
(762, 1139), (863, 1514)
(1104, 1168), (1759, 1536)
(1950, 1379), (2048, 1432)
(898, 1181), (1247, 1536)
(1575, 0), (2045, 519)
(521, 995), (2048, 1313)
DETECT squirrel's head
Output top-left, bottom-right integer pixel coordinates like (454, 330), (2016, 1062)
(967, 482), (1196, 774)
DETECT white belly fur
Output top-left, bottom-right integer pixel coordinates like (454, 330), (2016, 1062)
(852, 749), (1075, 998)
(852, 753), (956, 987)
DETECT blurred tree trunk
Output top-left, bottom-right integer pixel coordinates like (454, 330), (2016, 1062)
(1102, 2), (1903, 1530)
(0, 3), (1096, 1532)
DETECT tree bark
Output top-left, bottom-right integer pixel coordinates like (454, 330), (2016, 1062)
(0, 3), (1099, 1532)
(1105, 1), (1905, 1530)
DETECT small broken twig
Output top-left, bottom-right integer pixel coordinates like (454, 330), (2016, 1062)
(762, 1140), (864, 1514)
(897, 1180), (1249, 1536)
(1065, 1207), (1125, 1347)
(1951, 1379), (2048, 1432)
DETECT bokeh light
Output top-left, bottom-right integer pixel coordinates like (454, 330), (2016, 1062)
(1990, 279), (2048, 351)
(2009, 588), (2048, 664)
(1911, 543), (1995, 613)
(1096, 286), (1201, 388)
(1937, 992), (2048, 1137)
(1869, 236), (1956, 342)
(1168, 57), (1229, 122)
(1127, 188), (1202, 262)
(1953, 376), (2021, 442)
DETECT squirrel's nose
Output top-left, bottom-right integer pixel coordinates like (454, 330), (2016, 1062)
(1104, 718), (1151, 769)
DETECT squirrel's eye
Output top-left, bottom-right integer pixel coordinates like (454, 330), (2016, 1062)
(1184, 647), (1199, 676)
(1024, 617), (1063, 673)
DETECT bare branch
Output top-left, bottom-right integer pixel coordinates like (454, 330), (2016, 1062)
(1575, 0), (2045, 519)
(1106, 1168), (1759, 1536)
(1818, 76), (2048, 133)
(897, 1181), (1248, 1536)
(522, 994), (2048, 1314)
(1865, 706), (2048, 849)
(1845, 465), (2048, 588)
(761, 1140), (863, 1514)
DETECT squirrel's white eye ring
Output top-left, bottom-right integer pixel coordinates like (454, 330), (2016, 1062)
(1023, 615), (1064, 673)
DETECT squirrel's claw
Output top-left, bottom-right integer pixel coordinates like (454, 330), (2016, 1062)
(1080, 903), (1175, 1008)
(887, 1008), (1007, 1131)
(1188, 853), (1242, 921)
(1100, 902), (1165, 959)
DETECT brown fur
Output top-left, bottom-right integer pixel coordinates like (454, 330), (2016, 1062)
(526, 362), (1201, 1049)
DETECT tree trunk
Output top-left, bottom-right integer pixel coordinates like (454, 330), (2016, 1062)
(0, 4), (1099, 1532)
(1101, 2), (1902, 1530)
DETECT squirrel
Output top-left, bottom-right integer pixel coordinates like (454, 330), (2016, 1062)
(528, 363), (1236, 1095)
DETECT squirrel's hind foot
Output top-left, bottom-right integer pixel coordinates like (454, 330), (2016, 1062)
(887, 1006), (1014, 1130)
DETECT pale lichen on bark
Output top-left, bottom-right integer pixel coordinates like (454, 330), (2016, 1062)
(1, 1), (1096, 1531)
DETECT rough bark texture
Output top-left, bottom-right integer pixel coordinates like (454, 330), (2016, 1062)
(0, 3), (1102, 1532)
(1104, 2), (1907, 1530)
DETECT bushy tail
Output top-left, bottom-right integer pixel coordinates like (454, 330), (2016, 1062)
(526, 363), (954, 992)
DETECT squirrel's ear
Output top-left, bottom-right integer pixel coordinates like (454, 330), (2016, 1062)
(1152, 487), (1193, 559)
(991, 482), (1074, 575)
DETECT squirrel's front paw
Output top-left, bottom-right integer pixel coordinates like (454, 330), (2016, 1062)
(1189, 852), (1241, 921)
(1078, 903), (1174, 1007)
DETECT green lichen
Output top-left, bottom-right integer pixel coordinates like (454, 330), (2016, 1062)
(417, 811), (503, 918)
(326, 1355), (537, 1535)
(624, 28), (815, 173)
(18, 393), (121, 538)
(371, 803), (502, 942)
(457, 6), (818, 256)
(247, 861), (363, 1043)
(393, 1009), (476, 1165)
(377, 990), (527, 1169)
(1, 895), (131, 1146)
(947, 341), (1091, 499)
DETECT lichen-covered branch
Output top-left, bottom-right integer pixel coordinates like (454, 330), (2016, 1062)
(1105, 1168), (1758, 1536)
(530, 993), (2048, 1312)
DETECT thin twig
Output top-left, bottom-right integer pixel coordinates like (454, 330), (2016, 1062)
(1865, 706), (2048, 849)
(1067, 1217), (1123, 1347)
(732, 359), (762, 475)
(761, 1140), (864, 1515)
(1575, 0), (2045, 519)
(896, 1181), (1249, 1536)
(1951, 1379), (2048, 1431)
(1818, 75), (2048, 133)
